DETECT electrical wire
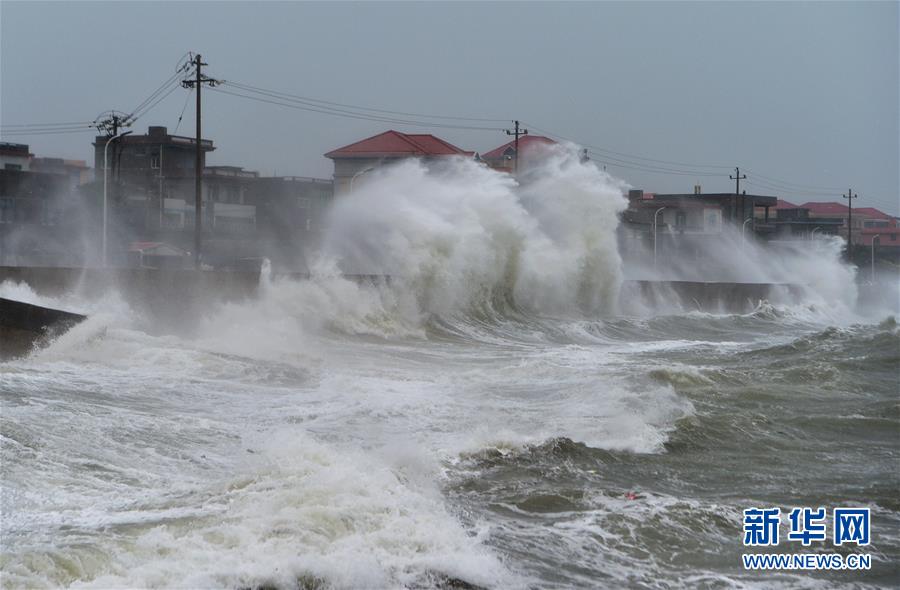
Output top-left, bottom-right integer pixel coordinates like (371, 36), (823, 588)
(526, 123), (734, 171)
(208, 86), (504, 131)
(225, 80), (508, 123)
(127, 72), (182, 121)
(173, 86), (194, 135)
(1, 121), (94, 129)
(742, 169), (846, 192)
(0, 127), (95, 137)
(129, 84), (181, 124)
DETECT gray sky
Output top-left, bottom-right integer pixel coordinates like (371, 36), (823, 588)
(2, 1), (897, 213)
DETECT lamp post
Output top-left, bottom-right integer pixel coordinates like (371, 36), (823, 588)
(350, 166), (375, 193)
(653, 206), (666, 269)
(742, 217), (753, 247)
(871, 234), (880, 284)
(103, 130), (132, 267)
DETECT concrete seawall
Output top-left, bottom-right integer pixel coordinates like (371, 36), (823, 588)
(0, 266), (797, 325)
(0, 297), (87, 357)
(622, 279), (801, 313)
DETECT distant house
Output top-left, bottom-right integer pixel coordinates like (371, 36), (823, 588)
(752, 199), (843, 240)
(324, 130), (474, 196)
(481, 135), (557, 173)
(797, 201), (899, 245)
(624, 189), (777, 233)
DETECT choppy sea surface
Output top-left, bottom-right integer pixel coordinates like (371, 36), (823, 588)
(1, 276), (898, 589)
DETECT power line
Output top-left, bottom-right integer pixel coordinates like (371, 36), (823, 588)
(173, 86), (194, 135)
(586, 150), (723, 177)
(129, 84), (181, 123)
(225, 80), (508, 123)
(744, 179), (841, 197)
(1, 120), (94, 129)
(530, 122), (853, 194)
(0, 127), (95, 137)
(127, 72), (182, 121)
(742, 168), (846, 192)
(526, 123), (734, 170)
(208, 86), (503, 131)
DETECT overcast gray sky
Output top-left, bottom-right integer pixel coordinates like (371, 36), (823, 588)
(2, 1), (897, 213)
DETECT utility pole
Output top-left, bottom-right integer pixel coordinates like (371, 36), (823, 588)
(504, 120), (528, 175)
(729, 167), (748, 224)
(181, 53), (220, 270)
(729, 167), (746, 195)
(94, 111), (132, 268)
(843, 188), (858, 259)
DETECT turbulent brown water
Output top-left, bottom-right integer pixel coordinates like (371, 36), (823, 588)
(2, 150), (898, 589)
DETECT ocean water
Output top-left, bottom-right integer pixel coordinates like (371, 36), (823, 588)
(2, 150), (898, 589)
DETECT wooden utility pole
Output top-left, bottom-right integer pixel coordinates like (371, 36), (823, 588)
(505, 120), (528, 174)
(843, 188), (858, 259)
(181, 54), (220, 270)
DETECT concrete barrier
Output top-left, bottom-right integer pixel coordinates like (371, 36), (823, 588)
(0, 267), (801, 332)
(0, 296), (86, 358)
(621, 280), (802, 313)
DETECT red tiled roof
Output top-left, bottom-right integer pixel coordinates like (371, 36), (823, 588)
(800, 201), (892, 219)
(853, 207), (892, 220)
(481, 135), (557, 160)
(774, 199), (799, 209)
(324, 130), (470, 158)
(799, 201), (847, 215)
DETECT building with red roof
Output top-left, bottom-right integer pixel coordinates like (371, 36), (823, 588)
(795, 201), (898, 245)
(324, 130), (474, 195)
(481, 135), (557, 173)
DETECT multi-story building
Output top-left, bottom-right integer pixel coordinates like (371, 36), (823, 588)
(87, 126), (331, 268)
(0, 142), (33, 172)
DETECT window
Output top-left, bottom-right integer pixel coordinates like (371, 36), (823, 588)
(150, 154), (160, 169)
(4, 163), (22, 171)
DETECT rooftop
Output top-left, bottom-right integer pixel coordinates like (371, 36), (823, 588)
(636, 192), (779, 207)
(481, 135), (557, 160)
(325, 130), (472, 159)
(800, 201), (892, 219)
(94, 126), (214, 151)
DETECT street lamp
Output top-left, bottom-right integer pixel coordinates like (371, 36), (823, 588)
(742, 217), (753, 247)
(103, 130), (132, 267)
(653, 206), (666, 270)
(871, 234), (880, 284)
(350, 166), (375, 193)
